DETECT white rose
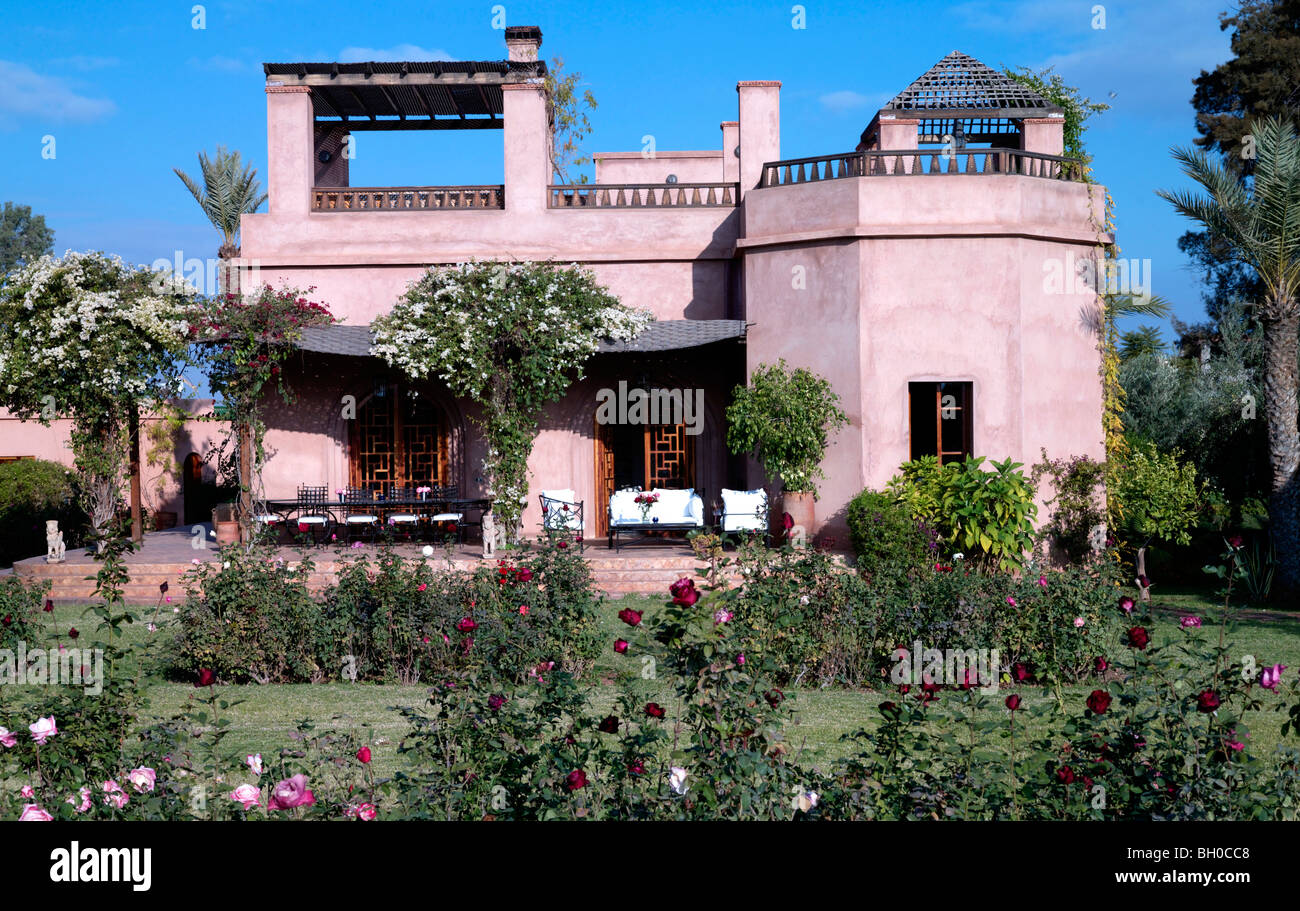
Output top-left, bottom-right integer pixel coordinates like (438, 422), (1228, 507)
(669, 767), (689, 795)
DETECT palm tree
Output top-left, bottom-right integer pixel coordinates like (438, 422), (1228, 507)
(1119, 325), (1169, 361)
(1158, 116), (1300, 596)
(174, 146), (267, 297)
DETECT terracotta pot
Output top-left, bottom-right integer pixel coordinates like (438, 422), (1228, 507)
(212, 504), (241, 545)
(775, 490), (815, 543)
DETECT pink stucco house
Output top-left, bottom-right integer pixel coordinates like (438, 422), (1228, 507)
(2, 28), (1107, 544)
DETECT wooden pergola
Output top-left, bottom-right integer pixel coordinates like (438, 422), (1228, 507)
(864, 51), (1063, 146)
(263, 53), (546, 131)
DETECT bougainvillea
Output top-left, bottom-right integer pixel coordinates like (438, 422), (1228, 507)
(371, 261), (652, 537)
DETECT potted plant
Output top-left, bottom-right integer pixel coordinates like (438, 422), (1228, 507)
(212, 502), (241, 545)
(725, 360), (848, 539)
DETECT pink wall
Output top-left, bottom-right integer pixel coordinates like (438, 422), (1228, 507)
(594, 151), (724, 184)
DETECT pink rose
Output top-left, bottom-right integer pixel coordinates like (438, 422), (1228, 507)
(1074, 617), (1085, 628)
(1261, 663), (1287, 691)
(29, 716), (57, 744)
(247, 753), (263, 775)
(0, 727), (16, 747)
(20, 785), (35, 798)
(268, 774), (315, 810)
(229, 783), (262, 810)
(101, 781), (128, 809)
(346, 802), (377, 821)
(67, 787), (91, 813)
(19, 804), (52, 821)
(127, 767), (156, 793)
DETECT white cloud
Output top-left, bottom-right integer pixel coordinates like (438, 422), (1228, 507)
(819, 90), (887, 114)
(0, 60), (115, 130)
(51, 55), (120, 71)
(338, 44), (455, 63)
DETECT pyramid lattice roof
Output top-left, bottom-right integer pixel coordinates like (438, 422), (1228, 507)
(883, 51), (1060, 117)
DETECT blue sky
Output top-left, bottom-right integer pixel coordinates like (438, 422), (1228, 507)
(0, 0), (1240, 336)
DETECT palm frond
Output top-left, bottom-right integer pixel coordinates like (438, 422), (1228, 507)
(174, 146), (268, 248)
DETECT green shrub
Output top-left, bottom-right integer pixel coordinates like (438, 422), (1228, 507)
(0, 574), (48, 651)
(0, 459), (84, 567)
(888, 455), (1038, 569)
(845, 489), (937, 579)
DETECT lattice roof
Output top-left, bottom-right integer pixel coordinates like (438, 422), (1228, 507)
(883, 51), (1060, 119)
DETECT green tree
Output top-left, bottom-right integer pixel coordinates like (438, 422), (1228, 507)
(1003, 66), (1109, 168)
(1112, 441), (1202, 596)
(544, 57), (598, 184)
(0, 202), (54, 277)
(174, 146), (267, 295)
(725, 361), (849, 497)
(1119, 325), (1168, 361)
(1158, 116), (1300, 595)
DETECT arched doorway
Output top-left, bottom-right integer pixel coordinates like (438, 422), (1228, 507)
(181, 452), (208, 525)
(349, 383), (453, 493)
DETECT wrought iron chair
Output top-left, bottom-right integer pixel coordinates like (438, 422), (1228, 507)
(386, 485), (422, 542)
(429, 484), (464, 543)
(295, 485), (332, 545)
(342, 487), (379, 543)
(539, 489), (584, 551)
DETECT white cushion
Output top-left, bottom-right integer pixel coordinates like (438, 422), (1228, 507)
(388, 514), (419, 523)
(651, 488), (694, 522)
(541, 489), (577, 505)
(297, 516), (327, 525)
(431, 512), (463, 522)
(609, 489), (643, 524)
(722, 488), (767, 532)
(346, 515), (378, 524)
(254, 514), (282, 523)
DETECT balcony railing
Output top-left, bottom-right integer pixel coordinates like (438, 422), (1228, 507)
(311, 186), (504, 211)
(759, 148), (1085, 188)
(549, 182), (738, 208)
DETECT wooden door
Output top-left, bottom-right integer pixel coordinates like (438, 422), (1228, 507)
(594, 418), (616, 537)
(350, 384), (448, 493)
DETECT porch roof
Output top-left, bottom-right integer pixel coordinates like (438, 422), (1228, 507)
(294, 319), (748, 357)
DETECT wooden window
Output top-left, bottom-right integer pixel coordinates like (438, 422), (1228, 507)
(909, 382), (972, 464)
(349, 384), (448, 494)
(0, 456), (35, 462)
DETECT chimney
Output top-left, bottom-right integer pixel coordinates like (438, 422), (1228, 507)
(504, 25), (542, 62)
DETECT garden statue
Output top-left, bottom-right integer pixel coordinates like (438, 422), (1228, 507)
(481, 510), (496, 558)
(45, 520), (66, 564)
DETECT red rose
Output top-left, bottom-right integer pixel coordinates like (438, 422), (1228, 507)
(598, 715), (619, 733)
(1011, 662), (1031, 683)
(764, 688), (784, 708)
(1197, 690), (1220, 713)
(488, 694), (505, 712)
(196, 668), (216, 687)
(516, 567), (533, 583)
(617, 608), (642, 627)
(565, 769), (587, 791)
(614, 639), (629, 654)
(669, 577), (699, 606)
(1086, 689), (1111, 715)
(43, 599), (54, 613)
(1, 615), (10, 627)
(1094, 656), (1109, 674)
(1119, 596), (1134, 614)
(1005, 694), (1022, 711)
(456, 617), (477, 633)
(644, 702), (666, 719)
(1056, 764), (1076, 785)
(68, 627), (79, 640)
(627, 760), (645, 776)
(879, 700), (900, 718)
(1127, 626), (1150, 650)
(356, 746), (372, 763)
(782, 512), (794, 531)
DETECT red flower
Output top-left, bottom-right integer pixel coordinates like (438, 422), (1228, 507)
(1056, 764), (1076, 785)
(1094, 656), (1109, 674)
(1086, 689), (1112, 715)
(617, 608), (642, 627)
(516, 567), (533, 583)
(598, 715), (619, 733)
(1197, 690), (1220, 713)
(356, 746), (372, 763)
(764, 688), (784, 708)
(669, 577), (699, 606)
(43, 599), (54, 613)
(196, 668), (216, 687)
(68, 627), (79, 640)
(1005, 694), (1022, 711)
(1119, 596), (1134, 614)
(1011, 662), (1031, 683)
(644, 702), (666, 719)
(614, 639), (629, 654)
(456, 617), (477, 633)
(565, 769), (587, 791)
(879, 700), (900, 717)
(488, 694), (506, 711)
(627, 760), (645, 776)
(1127, 626), (1150, 650)
(782, 512), (794, 531)
(1, 616), (10, 627)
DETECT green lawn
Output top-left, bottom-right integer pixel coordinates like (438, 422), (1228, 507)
(6, 582), (1299, 778)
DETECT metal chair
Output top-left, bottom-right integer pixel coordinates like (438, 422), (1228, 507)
(429, 484), (464, 543)
(386, 485), (422, 542)
(540, 489), (584, 551)
(342, 487), (379, 543)
(295, 485), (331, 545)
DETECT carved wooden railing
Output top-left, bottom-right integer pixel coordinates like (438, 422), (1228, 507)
(548, 183), (738, 208)
(759, 148), (1085, 188)
(311, 186), (504, 211)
